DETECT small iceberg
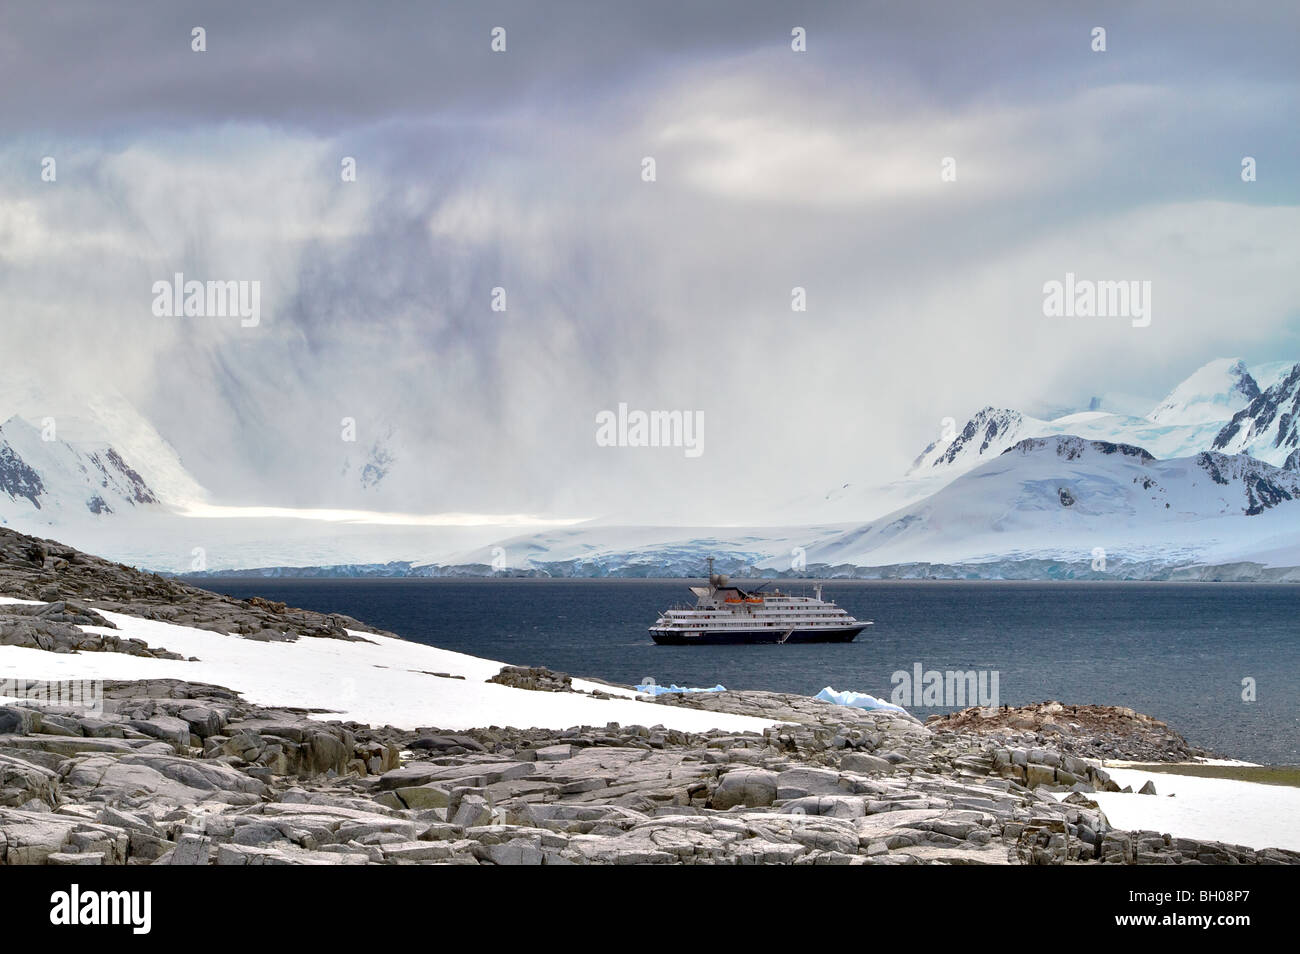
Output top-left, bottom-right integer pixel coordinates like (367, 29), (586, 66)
(635, 683), (727, 696)
(815, 686), (909, 715)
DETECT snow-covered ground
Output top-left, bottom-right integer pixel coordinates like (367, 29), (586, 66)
(1082, 765), (1300, 852)
(0, 598), (776, 735)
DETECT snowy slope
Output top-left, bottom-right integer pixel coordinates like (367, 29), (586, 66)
(1147, 357), (1259, 425)
(0, 597), (777, 734)
(0, 416), (160, 521)
(340, 423), (398, 493)
(0, 371), (207, 508)
(1246, 360), (1298, 392)
(10, 353), (1300, 577)
(1088, 766), (1300, 852)
(909, 408), (1042, 476)
(806, 436), (1300, 568)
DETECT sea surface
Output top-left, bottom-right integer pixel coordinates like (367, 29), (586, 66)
(205, 579), (1300, 765)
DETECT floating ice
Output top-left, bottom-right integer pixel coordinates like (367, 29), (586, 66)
(815, 686), (909, 714)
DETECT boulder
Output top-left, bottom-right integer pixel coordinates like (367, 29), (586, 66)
(126, 716), (193, 747)
(710, 769), (779, 810)
(178, 707), (225, 738)
(840, 753), (894, 774)
(63, 753), (266, 807)
(0, 753), (60, 808)
(777, 767), (845, 799)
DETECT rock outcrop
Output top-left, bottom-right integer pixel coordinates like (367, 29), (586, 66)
(1, 679), (1295, 866)
(0, 527), (388, 644)
(927, 700), (1210, 762)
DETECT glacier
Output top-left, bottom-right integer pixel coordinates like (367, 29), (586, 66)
(9, 354), (1300, 580)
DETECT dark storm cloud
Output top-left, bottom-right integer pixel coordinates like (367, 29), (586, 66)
(4, 1), (1297, 133)
(2, 1), (1298, 520)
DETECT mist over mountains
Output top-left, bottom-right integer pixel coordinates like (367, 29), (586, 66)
(9, 355), (1300, 579)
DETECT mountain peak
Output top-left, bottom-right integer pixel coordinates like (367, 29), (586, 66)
(1147, 357), (1260, 426)
(1212, 362), (1300, 466)
(908, 407), (1032, 475)
(0, 415), (161, 521)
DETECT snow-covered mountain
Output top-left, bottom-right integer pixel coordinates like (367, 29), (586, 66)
(1147, 358), (1260, 425)
(0, 415), (159, 519)
(0, 372), (208, 530)
(806, 436), (1300, 567)
(1210, 363), (1300, 467)
(448, 435), (1300, 578)
(909, 407), (1041, 476)
(9, 352), (1300, 579)
(0, 372), (207, 512)
(341, 423), (398, 492)
(908, 358), (1269, 485)
(774, 358), (1269, 526)
(441, 357), (1300, 578)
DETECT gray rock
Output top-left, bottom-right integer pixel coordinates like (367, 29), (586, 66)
(0, 753), (60, 808)
(840, 753), (894, 774)
(711, 769), (778, 810)
(777, 767), (845, 799)
(178, 707), (224, 738)
(126, 716), (193, 747)
(450, 794), (493, 828)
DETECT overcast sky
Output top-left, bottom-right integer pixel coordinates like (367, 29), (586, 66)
(1, 1), (1297, 523)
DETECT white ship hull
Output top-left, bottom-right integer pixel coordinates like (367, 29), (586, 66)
(649, 622), (869, 645)
(650, 560), (872, 646)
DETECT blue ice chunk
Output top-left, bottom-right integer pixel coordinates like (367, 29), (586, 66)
(815, 686), (909, 714)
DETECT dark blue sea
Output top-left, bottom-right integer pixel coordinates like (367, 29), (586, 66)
(205, 579), (1300, 765)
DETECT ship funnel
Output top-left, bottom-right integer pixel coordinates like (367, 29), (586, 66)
(706, 557), (727, 588)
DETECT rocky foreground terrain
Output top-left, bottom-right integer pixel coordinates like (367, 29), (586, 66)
(3, 678), (1297, 866)
(1, 526), (1297, 865)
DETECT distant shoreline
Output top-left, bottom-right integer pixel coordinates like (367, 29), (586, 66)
(167, 564), (1300, 587)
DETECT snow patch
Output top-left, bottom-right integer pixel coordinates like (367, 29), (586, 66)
(1086, 766), (1300, 852)
(0, 598), (778, 734)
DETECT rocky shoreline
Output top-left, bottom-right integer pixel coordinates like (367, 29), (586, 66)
(925, 701), (1213, 763)
(0, 526), (1296, 865)
(2, 676), (1296, 866)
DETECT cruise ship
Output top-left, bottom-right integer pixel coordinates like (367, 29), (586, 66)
(649, 560), (871, 645)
